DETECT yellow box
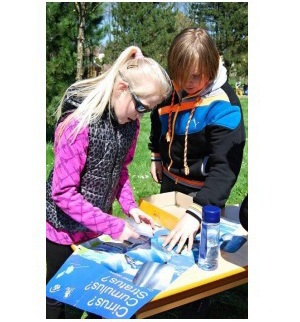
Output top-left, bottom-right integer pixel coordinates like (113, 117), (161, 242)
(138, 191), (193, 231)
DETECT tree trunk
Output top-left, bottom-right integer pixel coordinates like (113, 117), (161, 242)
(75, 2), (86, 81)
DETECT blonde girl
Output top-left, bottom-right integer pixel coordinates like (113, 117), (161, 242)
(46, 46), (172, 319)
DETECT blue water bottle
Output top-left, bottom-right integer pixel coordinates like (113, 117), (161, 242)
(198, 205), (221, 271)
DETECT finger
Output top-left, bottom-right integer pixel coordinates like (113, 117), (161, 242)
(141, 218), (155, 229)
(166, 234), (181, 252)
(187, 235), (194, 252)
(153, 174), (159, 183)
(132, 215), (141, 224)
(140, 214), (152, 223)
(142, 216), (155, 229)
(127, 224), (140, 238)
(150, 220), (155, 230)
(162, 230), (175, 247)
(175, 236), (188, 254)
(150, 169), (158, 182)
(166, 239), (178, 252)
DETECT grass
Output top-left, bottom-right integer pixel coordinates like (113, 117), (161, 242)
(227, 96), (248, 204)
(46, 97), (248, 318)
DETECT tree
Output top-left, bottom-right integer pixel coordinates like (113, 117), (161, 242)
(101, 2), (247, 81)
(102, 2), (179, 69)
(46, 2), (105, 138)
(74, 2), (106, 81)
(186, 2), (248, 80)
(75, 2), (87, 81)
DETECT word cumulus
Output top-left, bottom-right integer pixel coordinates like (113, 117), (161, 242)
(85, 274), (150, 318)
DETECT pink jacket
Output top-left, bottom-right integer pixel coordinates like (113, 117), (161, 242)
(46, 119), (140, 245)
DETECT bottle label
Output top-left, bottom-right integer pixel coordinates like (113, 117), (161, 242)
(199, 224), (207, 259)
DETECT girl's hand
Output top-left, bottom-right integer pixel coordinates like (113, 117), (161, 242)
(162, 213), (200, 253)
(117, 221), (139, 242)
(129, 207), (155, 230)
(118, 208), (155, 242)
(150, 161), (162, 183)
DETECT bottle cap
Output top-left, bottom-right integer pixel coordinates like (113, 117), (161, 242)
(202, 205), (221, 223)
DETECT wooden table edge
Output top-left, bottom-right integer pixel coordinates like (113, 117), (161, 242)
(135, 268), (248, 319)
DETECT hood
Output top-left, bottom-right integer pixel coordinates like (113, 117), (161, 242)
(200, 59), (227, 97)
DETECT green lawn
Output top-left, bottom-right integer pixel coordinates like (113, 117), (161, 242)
(46, 97), (248, 318)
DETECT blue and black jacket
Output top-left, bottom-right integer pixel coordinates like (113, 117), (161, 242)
(149, 64), (246, 213)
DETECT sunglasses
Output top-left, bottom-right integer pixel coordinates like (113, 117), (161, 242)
(130, 91), (152, 114)
(119, 71), (152, 114)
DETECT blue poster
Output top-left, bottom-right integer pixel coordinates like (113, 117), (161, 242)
(46, 229), (195, 319)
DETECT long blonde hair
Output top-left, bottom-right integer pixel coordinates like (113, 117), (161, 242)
(56, 46), (172, 139)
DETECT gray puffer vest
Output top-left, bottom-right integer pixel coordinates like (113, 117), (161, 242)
(46, 108), (137, 233)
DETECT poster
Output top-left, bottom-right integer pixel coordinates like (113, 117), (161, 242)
(46, 228), (195, 319)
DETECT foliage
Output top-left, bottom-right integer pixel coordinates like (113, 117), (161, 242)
(46, 3), (77, 132)
(102, 2), (248, 81)
(102, 2), (180, 69)
(46, 2), (105, 136)
(185, 2), (248, 80)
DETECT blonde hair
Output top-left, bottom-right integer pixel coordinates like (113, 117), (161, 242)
(56, 46), (172, 139)
(167, 28), (220, 87)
